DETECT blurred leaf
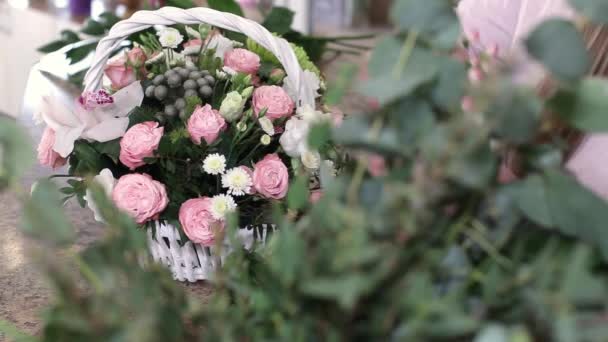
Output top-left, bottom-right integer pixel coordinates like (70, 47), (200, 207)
(431, 57), (467, 110)
(37, 30), (80, 53)
(550, 78), (608, 132)
(66, 42), (97, 65)
(544, 170), (608, 261)
(525, 19), (589, 82)
(561, 244), (606, 305)
(99, 12), (120, 28)
(301, 274), (370, 309)
(287, 176), (309, 210)
(358, 48), (438, 105)
(325, 63), (357, 105)
(391, 97), (435, 150)
(506, 175), (553, 227)
(308, 122), (332, 150)
(23, 179), (74, 245)
(490, 87), (542, 144)
(333, 117), (403, 155)
(262, 7), (294, 35)
(569, 0), (608, 24)
(0, 116), (34, 188)
(268, 226), (304, 287)
(207, 0), (243, 16)
(81, 19), (105, 36)
(368, 37), (402, 76)
(391, 0), (460, 49)
(448, 142), (496, 189)
(165, 0), (195, 9)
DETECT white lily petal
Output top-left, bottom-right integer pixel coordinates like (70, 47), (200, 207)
(84, 168), (116, 222)
(82, 117), (130, 142)
(109, 81), (144, 117)
(53, 125), (85, 158)
(40, 96), (82, 130)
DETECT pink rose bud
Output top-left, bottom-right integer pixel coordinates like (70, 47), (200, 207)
(112, 173), (169, 224)
(127, 47), (147, 68)
(104, 53), (137, 90)
(187, 104), (227, 145)
(309, 190), (323, 204)
(252, 85), (295, 121)
(224, 48), (261, 75)
(252, 153), (289, 200)
(269, 68), (286, 84)
(119, 121), (164, 170)
(37, 127), (67, 169)
(179, 197), (225, 246)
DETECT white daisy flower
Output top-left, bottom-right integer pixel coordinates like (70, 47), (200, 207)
(258, 116), (275, 136)
(222, 167), (253, 196)
(210, 194), (237, 220)
(202, 153), (226, 175)
(157, 27), (184, 49)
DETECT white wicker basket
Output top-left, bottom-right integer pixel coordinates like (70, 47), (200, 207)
(83, 7), (311, 282)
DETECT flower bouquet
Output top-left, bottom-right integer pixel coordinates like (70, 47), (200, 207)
(35, 7), (342, 282)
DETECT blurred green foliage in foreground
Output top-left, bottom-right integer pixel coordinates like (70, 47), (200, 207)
(4, 0), (608, 340)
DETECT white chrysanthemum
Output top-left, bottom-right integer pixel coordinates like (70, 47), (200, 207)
(202, 153), (226, 175)
(222, 167), (253, 196)
(258, 116), (275, 136)
(210, 194), (237, 220)
(157, 27), (184, 49)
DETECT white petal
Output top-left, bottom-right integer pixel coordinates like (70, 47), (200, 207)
(53, 125), (85, 158)
(82, 117), (130, 142)
(40, 96), (82, 130)
(108, 81), (144, 117)
(84, 168), (116, 222)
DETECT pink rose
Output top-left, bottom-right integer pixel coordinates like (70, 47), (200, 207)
(127, 47), (147, 67)
(309, 190), (323, 204)
(119, 121), (164, 170)
(252, 153), (289, 199)
(187, 104), (227, 145)
(112, 173), (169, 224)
(252, 86), (295, 121)
(224, 48), (261, 75)
(104, 53), (136, 90)
(179, 197), (225, 246)
(37, 127), (66, 169)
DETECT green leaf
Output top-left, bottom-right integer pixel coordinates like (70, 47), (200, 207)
(490, 86), (542, 144)
(37, 40), (70, 53)
(391, 0), (460, 49)
(543, 170), (608, 260)
(99, 12), (120, 28)
(287, 176), (309, 210)
(308, 122), (332, 150)
(505, 175), (553, 227)
(431, 57), (467, 110)
(569, 0), (608, 24)
(66, 42), (97, 65)
(81, 19), (105, 36)
(525, 19), (589, 82)
(207, 0), (243, 16)
(549, 78), (608, 132)
(358, 48), (438, 105)
(368, 36), (402, 76)
(23, 180), (74, 245)
(0, 116), (34, 188)
(262, 7), (294, 35)
(325, 63), (357, 105)
(561, 244), (606, 305)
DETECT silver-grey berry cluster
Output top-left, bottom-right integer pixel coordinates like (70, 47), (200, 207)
(144, 65), (216, 121)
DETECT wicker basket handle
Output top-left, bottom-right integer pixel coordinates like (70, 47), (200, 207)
(83, 6), (313, 107)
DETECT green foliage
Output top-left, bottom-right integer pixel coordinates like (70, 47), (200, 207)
(0, 116), (34, 189)
(7, 0), (608, 341)
(262, 7), (295, 35)
(207, 0), (244, 16)
(569, 0), (608, 24)
(24, 180), (75, 245)
(525, 19), (590, 82)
